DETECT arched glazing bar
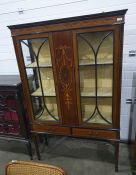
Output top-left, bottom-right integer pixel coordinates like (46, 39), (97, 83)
(21, 39), (58, 121)
(78, 31), (113, 124)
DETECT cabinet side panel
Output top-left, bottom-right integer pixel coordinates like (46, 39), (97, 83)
(112, 24), (124, 131)
(52, 31), (78, 125)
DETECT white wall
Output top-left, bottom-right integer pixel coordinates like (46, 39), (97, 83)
(0, 0), (135, 140)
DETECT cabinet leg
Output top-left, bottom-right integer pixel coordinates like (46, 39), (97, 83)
(39, 135), (44, 143)
(26, 140), (33, 160)
(38, 135), (48, 145)
(115, 141), (119, 172)
(32, 134), (41, 160)
(45, 135), (48, 146)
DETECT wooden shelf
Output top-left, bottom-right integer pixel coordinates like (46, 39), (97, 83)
(26, 61), (52, 68)
(31, 88), (56, 97)
(81, 87), (112, 97)
(79, 59), (113, 66)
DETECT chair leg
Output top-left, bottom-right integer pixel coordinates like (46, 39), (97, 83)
(26, 140), (33, 160)
(115, 141), (119, 172)
(32, 134), (41, 160)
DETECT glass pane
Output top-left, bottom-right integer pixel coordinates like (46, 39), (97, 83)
(40, 68), (56, 96)
(80, 66), (95, 96)
(21, 39), (52, 67)
(77, 31), (113, 125)
(31, 96), (58, 121)
(81, 98), (95, 122)
(78, 36), (95, 65)
(97, 65), (113, 96)
(97, 33), (113, 64)
(20, 38), (59, 122)
(81, 98), (112, 124)
(78, 31), (113, 65)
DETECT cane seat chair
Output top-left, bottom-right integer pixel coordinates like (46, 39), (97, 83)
(6, 160), (68, 175)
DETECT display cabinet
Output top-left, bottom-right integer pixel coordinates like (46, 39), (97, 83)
(8, 9), (127, 171)
(0, 75), (32, 159)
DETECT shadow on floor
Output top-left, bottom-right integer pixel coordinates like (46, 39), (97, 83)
(0, 136), (131, 175)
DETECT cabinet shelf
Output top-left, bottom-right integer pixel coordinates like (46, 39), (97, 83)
(81, 95), (112, 98)
(26, 61), (52, 68)
(81, 87), (112, 97)
(79, 59), (113, 66)
(31, 88), (56, 97)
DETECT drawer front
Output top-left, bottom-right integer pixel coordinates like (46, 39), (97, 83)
(72, 128), (117, 140)
(32, 124), (71, 135)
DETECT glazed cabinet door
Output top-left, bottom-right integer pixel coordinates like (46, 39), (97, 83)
(16, 34), (61, 123)
(74, 26), (122, 128)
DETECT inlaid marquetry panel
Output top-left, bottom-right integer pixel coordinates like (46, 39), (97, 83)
(52, 31), (78, 125)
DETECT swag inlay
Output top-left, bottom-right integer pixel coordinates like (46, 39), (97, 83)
(56, 46), (73, 110)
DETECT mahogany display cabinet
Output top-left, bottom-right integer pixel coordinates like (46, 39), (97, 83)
(8, 9), (127, 171)
(0, 75), (32, 159)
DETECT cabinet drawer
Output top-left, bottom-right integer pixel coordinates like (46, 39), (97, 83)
(32, 124), (71, 135)
(72, 128), (117, 140)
